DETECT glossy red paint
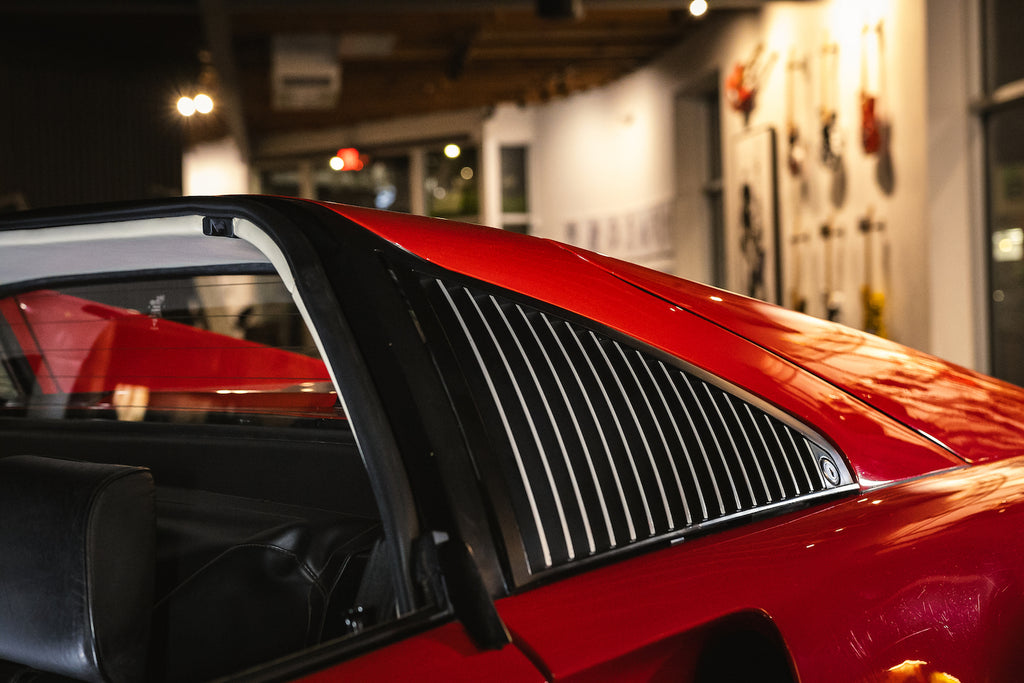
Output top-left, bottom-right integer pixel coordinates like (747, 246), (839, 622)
(323, 202), (962, 486)
(495, 457), (1024, 682)
(568, 250), (1024, 466)
(298, 620), (546, 682)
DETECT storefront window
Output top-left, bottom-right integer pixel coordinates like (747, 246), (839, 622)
(316, 155), (411, 212)
(984, 1), (1024, 385)
(501, 146), (528, 214)
(424, 144), (479, 220)
(986, 102), (1024, 385)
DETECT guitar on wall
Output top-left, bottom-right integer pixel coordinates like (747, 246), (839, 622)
(785, 51), (807, 178)
(820, 39), (847, 208)
(819, 41), (843, 172)
(863, 21), (895, 194)
(860, 24), (881, 156)
(821, 219), (843, 323)
(726, 44), (777, 121)
(859, 209), (887, 337)
(786, 51), (809, 312)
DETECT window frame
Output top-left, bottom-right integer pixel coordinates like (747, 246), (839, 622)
(0, 197), (426, 637)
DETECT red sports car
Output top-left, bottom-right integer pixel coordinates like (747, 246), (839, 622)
(0, 196), (1021, 682)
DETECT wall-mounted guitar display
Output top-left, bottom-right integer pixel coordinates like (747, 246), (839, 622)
(785, 51), (811, 314)
(860, 24), (881, 156)
(734, 19), (902, 330)
(862, 21), (895, 195)
(820, 40), (847, 208)
(785, 51), (808, 178)
(858, 208), (887, 337)
(819, 41), (842, 171)
(726, 43), (777, 123)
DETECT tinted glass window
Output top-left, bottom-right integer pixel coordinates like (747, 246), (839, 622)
(0, 273), (345, 428)
(425, 145), (479, 220)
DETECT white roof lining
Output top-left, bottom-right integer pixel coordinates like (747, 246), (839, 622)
(0, 215), (270, 287)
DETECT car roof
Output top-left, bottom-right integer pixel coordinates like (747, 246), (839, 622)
(323, 200), (1024, 467)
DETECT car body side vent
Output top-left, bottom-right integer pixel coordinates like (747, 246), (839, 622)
(424, 278), (856, 575)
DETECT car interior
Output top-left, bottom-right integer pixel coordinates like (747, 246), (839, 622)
(0, 216), (395, 682)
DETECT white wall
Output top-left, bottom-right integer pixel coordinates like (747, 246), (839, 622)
(182, 137), (249, 196)
(925, 0), (985, 370)
(511, 0), (966, 359)
(527, 55), (697, 273)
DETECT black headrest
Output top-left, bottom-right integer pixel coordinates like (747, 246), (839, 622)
(0, 456), (155, 683)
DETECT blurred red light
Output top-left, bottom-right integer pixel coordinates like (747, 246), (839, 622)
(335, 147), (364, 171)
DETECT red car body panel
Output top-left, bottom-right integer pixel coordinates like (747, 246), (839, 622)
(563, 251), (1024, 466)
(322, 203), (963, 487)
(496, 457), (1024, 682)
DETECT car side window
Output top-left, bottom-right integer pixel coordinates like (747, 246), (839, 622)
(0, 215), (418, 681)
(0, 274), (344, 427)
(419, 277), (856, 580)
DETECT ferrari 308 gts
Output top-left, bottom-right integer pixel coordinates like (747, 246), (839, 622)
(0, 196), (1021, 682)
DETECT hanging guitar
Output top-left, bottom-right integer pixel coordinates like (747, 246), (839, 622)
(785, 51), (807, 177)
(821, 219), (843, 322)
(786, 51), (809, 312)
(868, 21), (895, 194)
(859, 209), (887, 337)
(819, 41), (843, 171)
(860, 25), (881, 155)
(820, 40), (847, 208)
(726, 44), (777, 122)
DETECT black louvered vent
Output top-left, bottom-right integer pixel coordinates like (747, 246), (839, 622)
(425, 278), (856, 574)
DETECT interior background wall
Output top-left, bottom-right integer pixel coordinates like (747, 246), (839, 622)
(517, 0), (973, 364)
(184, 0), (981, 370)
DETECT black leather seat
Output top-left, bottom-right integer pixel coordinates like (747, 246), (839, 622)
(0, 455), (155, 683)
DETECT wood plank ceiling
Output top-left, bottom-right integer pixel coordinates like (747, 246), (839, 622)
(201, 1), (754, 159)
(1, 1), (760, 161)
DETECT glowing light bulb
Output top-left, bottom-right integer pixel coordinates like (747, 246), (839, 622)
(177, 96), (196, 116)
(193, 93), (214, 114)
(444, 143), (461, 159)
(689, 0), (708, 17)
(330, 156), (344, 171)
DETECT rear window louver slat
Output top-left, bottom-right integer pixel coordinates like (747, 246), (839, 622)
(427, 278), (856, 574)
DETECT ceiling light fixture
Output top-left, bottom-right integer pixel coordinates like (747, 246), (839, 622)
(193, 94), (214, 114)
(177, 93), (215, 117)
(689, 0), (708, 18)
(177, 96), (197, 117)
